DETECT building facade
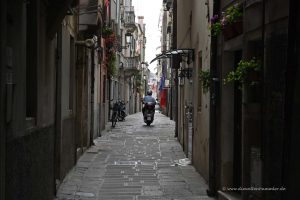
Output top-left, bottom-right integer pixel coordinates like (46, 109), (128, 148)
(0, 0), (145, 199)
(157, 0), (300, 200)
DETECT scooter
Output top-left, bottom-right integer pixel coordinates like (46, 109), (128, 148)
(117, 100), (126, 121)
(143, 102), (155, 126)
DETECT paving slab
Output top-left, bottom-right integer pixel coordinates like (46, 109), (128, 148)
(56, 112), (215, 200)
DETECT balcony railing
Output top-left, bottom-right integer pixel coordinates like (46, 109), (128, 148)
(124, 11), (135, 26)
(123, 7), (135, 28)
(124, 56), (140, 71)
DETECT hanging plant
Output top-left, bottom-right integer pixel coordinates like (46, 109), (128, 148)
(223, 2), (243, 25)
(135, 72), (142, 87)
(102, 26), (113, 37)
(210, 2), (243, 37)
(105, 33), (117, 51)
(107, 52), (117, 77)
(210, 15), (222, 37)
(199, 70), (211, 93)
(224, 57), (260, 89)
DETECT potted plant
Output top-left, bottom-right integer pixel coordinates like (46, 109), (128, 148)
(210, 15), (222, 37)
(107, 51), (117, 77)
(210, 2), (243, 39)
(199, 70), (211, 93)
(105, 32), (117, 51)
(222, 2), (243, 40)
(224, 58), (260, 89)
(102, 26), (113, 37)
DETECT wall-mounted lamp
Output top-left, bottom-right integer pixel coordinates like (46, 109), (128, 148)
(178, 68), (192, 85)
(119, 62), (124, 69)
(178, 68), (192, 79)
(125, 32), (133, 45)
(141, 61), (149, 68)
(75, 35), (98, 48)
(118, 32), (133, 52)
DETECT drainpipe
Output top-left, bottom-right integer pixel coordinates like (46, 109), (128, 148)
(173, 0), (178, 138)
(90, 48), (95, 146)
(207, 0), (220, 196)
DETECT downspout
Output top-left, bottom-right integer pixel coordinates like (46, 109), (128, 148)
(90, 48), (95, 146)
(173, 0), (178, 138)
(99, 38), (102, 137)
(207, 0), (220, 196)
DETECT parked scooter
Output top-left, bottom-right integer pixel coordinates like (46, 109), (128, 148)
(117, 100), (126, 121)
(110, 99), (127, 128)
(143, 102), (155, 126)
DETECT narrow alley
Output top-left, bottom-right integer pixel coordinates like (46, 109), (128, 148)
(56, 112), (214, 200)
(2, 0), (300, 199)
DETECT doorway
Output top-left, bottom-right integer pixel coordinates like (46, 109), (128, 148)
(233, 50), (242, 190)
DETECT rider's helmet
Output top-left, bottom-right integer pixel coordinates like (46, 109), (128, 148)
(147, 90), (152, 96)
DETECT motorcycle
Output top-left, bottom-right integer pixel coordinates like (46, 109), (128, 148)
(143, 102), (155, 126)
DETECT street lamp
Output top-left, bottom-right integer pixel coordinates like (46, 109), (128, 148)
(125, 32), (132, 46)
(141, 61), (149, 67)
(118, 32), (133, 52)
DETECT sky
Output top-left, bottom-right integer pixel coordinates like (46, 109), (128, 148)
(132, 0), (162, 73)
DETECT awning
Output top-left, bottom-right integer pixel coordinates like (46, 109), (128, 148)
(150, 48), (194, 64)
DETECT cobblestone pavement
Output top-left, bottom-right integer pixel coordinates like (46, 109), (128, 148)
(56, 112), (215, 200)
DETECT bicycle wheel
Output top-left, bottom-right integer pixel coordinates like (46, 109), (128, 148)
(111, 112), (117, 127)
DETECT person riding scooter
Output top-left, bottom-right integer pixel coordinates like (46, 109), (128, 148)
(142, 91), (156, 126)
(142, 90), (156, 114)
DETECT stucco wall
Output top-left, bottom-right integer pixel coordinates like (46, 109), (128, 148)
(6, 126), (55, 200)
(190, 0), (212, 181)
(57, 21), (76, 180)
(220, 52), (235, 187)
(5, 2), (57, 199)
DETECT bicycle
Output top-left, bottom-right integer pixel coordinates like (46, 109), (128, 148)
(110, 100), (119, 127)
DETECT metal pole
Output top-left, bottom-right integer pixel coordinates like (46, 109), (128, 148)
(173, 0), (178, 138)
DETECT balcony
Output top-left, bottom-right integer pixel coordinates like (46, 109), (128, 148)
(123, 7), (136, 31)
(124, 56), (140, 75)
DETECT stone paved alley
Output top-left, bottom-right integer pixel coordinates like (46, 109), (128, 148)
(56, 112), (215, 200)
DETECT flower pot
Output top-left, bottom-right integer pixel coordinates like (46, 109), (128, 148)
(223, 21), (243, 41)
(223, 25), (236, 40)
(246, 70), (260, 85)
(234, 20), (243, 35)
